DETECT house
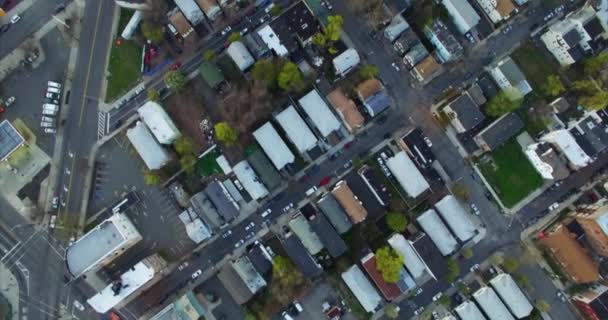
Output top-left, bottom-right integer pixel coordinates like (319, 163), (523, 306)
(443, 92), (485, 133)
(281, 231), (323, 278)
(177, 209), (212, 244)
(333, 48), (361, 77)
(326, 88), (365, 133)
(385, 151), (430, 199)
(275, 105), (318, 153)
(174, 0), (205, 25)
(149, 291), (206, 320)
(416, 209), (459, 256)
(474, 112), (524, 151)
(243, 32), (270, 60)
(169, 9), (194, 38)
(358, 165), (391, 206)
(253, 122), (295, 170)
(231, 256), (267, 297)
(572, 284), (608, 320)
(412, 55), (441, 83)
(331, 180), (368, 224)
(195, 0), (221, 21)
(489, 57), (532, 98)
(199, 61), (224, 89)
(572, 201), (608, 257)
(257, 25), (289, 57)
(467, 83), (487, 106)
(269, 1), (321, 52)
(541, 6), (608, 66)
(247, 242), (273, 276)
(137, 101), (181, 145)
(0, 120), (26, 162)
(190, 191), (224, 229)
(298, 89), (342, 138)
(288, 213), (324, 255)
(476, 0), (515, 24)
(393, 29), (420, 56)
(524, 142), (570, 180)
(204, 180), (240, 222)
(441, 0), (481, 34)
(388, 233), (435, 282)
(569, 110), (608, 158)
(425, 20), (464, 63)
(540, 129), (593, 169)
(384, 14), (410, 42)
(308, 212), (347, 258)
(540, 223), (600, 283)
(126, 121), (172, 170)
(217, 263), (254, 304)
(476, 73), (500, 99)
(246, 148), (282, 191)
(356, 78), (391, 117)
(360, 252), (402, 301)
(403, 43), (429, 67)
(455, 301), (486, 320)
(472, 286), (515, 320)
(227, 41), (255, 71)
(233, 160), (269, 200)
(317, 193), (353, 234)
(434, 195), (477, 242)
(489, 273), (534, 318)
(341, 265), (382, 313)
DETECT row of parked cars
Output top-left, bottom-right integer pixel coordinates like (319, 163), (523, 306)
(41, 81), (62, 133)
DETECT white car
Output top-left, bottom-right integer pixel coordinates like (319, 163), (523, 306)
(414, 287), (423, 296)
(73, 300), (85, 311)
(470, 263), (481, 272)
(470, 203), (480, 215)
(432, 292), (443, 301)
(4, 96), (15, 107)
(305, 186), (318, 196)
(10, 15), (21, 24)
(283, 203), (294, 213)
(261, 208), (272, 218)
(423, 136), (432, 148)
(49, 215), (57, 229)
(234, 239), (245, 248)
(548, 202), (559, 211)
(178, 262), (189, 271)
(391, 62), (400, 71)
(191, 269), (202, 279)
(45, 92), (59, 99)
(48, 81), (62, 89)
(222, 230), (232, 238)
(52, 197), (59, 209)
(245, 221), (255, 231)
(414, 307), (424, 316)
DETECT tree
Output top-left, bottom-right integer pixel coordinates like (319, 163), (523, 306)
(386, 212), (408, 233)
(203, 50), (216, 62)
(446, 258), (460, 282)
(438, 295), (451, 307)
(375, 246), (403, 283)
(384, 304), (400, 319)
(214, 122), (238, 145)
(174, 136), (196, 156)
(325, 15), (344, 42)
(228, 32), (241, 44)
(462, 248), (473, 259)
(451, 181), (469, 201)
(147, 88), (160, 102)
(312, 32), (327, 48)
(144, 170), (162, 185)
(277, 62), (304, 92)
(536, 300), (551, 313)
(270, 4), (282, 16)
(584, 52), (608, 76)
(251, 59), (277, 89)
(245, 313), (257, 320)
(164, 70), (186, 92)
(490, 255), (504, 266)
(180, 153), (197, 173)
(503, 257), (520, 273)
(572, 80), (599, 95)
(359, 64), (379, 80)
(579, 90), (608, 110)
(271, 256), (305, 305)
(485, 91), (523, 117)
(141, 22), (163, 44)
(541, 74), (565, 97)
(514, 273), (530, 289)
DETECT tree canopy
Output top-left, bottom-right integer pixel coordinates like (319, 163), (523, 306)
(228, 32), (241, 44)
(141, 22), (163, 44)
(164, 70), (187, 92)
(270, 4), (282, 16)
(384, 304), (400, 319)
(214, 122), (238, 145)
(251, 59), (278, 89)
(143, 170), (162, 185)
(386, 212), (408, 233)
(277, 62), (304, 92)
(584, 52), (608, 76)
(446, 258), (460, 282)
(359, 64), (379, 80)
(174, 136), (197, 156)
(579, 90), (608, 110)
(147, 88), (160, 102)
(485, 90), (523, 117)
(203, 50), (216, 62)
(375, 246), (403, 283)
(541, 74), (565, 98)
(311, 15), (343, 52)
(502, 257), (520, 273)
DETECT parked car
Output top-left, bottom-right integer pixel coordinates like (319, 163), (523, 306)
(73, 300), (85, 311)
(222, 230), (232, 238)
(245, 221), (255, 231)
(178, 262), (189, 271)
(0, 24), (9, 34)
(283, 203), (294, 213)
(432, 292), (443, 301)
(470, 203), (480, 215)
(414, 307), (424, 316)
(49, 215), (57, 229)
(191, 269), (202, 279)
(305, 186), (317, 196)
(10, 15), (21, 24)
(548, 202), (560, 211)
(234, 239), (245, 248)
(261, 208), (271, 218)
(470, 263), (481, 272)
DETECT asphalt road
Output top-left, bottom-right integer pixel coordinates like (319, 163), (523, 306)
(0, 0), (70, 58)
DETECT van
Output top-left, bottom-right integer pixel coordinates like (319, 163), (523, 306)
(43, 104), (59, 111)
(47, 87), (61, 94)
(48, 81), (62, 89)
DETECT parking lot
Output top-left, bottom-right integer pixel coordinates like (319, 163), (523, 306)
(294, 281), (357, 320)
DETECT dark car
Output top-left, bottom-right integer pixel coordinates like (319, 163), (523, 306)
(0, 24), (10, 34)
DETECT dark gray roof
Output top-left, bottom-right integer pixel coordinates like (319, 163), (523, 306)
(429, 20), (463, 59)
(204, 181), (239, 221)
(270, 1), (320, 52)
(563, 28), (581, 48)
(467, 83), (487, 106)
(247, 149), (282, 190)
(190, 191), (223, 228)
(570, 112), (608, 156)
(498, 58), (526, 86)
(0, 120), (24, 161)
(477, 113), (524, 150)
(243, 33), (270, 59)
(317, 194), (352, 234)
(365, 91), (391, 116)
(477, 74), (499, 99)
(584, 17), (605, 40)
(247, 244), (273, 276)
(448, 94), (485, 131)
(281, 233), (323, 278)
(568, 45), (586, 62)
(217, 264), (253, 304)
(411, 233), (448, 282)
(308, 213), (347, 258)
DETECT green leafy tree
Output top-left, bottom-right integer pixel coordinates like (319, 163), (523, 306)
(245, 313), (257, 320)
(203, 50), (216, 62)
(143, 170), (162, 185)
(251, 59), (277, 89)
(325, 15), (344, 42)
(141, 22), (163, 44)
(584, 52), (608, 76)
(228, 32), (241, 44)
(451, 181), (469, 201)
(173, 136), (196, 156)
(386, 212), (408, 233)
(485, 91), (523, 117)
(572, 80), (599, 95)
(359, 64), (379, 80)
(278, 62), (304, 92)
(214, 122), (238, 145)
(536, 300), (550, 313)
(446, 258), (460, 282)
(541, 74), (565, 97)
(312, 32), (327, 48)
(375, 246), (403, 283)
(503, 257), (520, 273)
(438, 295), (451, 307)
(180, 153), (197, 173)
(147, 88), (160, 102)
(462, 248), (473, 259)
(514, 273), (530, 289)
(579, 90), (608, 110)
(384, 303), (400, 319)
(270, 4), (282, 16)
(164, 70), (187, 92)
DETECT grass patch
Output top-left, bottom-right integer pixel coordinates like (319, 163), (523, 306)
(105, 9), (142, 102)
(195, 148), (223, 177)
(478, 139), (543, 207)
(511, 41), (558, 92)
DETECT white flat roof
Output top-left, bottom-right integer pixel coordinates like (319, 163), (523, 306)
(87, 261), (155, 313)
(257, 25), (288, 57)
(184, 217), (212, 244)
(387, 234), (430, 280)
(435, 195), (476, 242)
(127, 121), (172, 170)
(442, 0), (480, 34)
(341, 265), (382, 313)
(233, 160), (269, 200)
(333, 48), (360, 75)
(455, 301), (486, 320)
(227, 41), (255, 71)
(416, 209), (459, 256)
(137, 101), (180, 144)
(473, 287), (515, 320)
(174, 0), (205, 25)
(289, 214), (324, 255)
(386, 151), (430, 198)
(541, 129), (592, 168)
(298, 90), (342, 137)
(253, 122), (295, 170)
(490, 274), (533, 318)
(275, 105), (318, 153)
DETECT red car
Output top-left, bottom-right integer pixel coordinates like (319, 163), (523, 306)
(170, 62), (181, 71)
(318, 176), (331, 186)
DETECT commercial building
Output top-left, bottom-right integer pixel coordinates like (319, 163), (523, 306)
(476, 0), (515, 24)
(333, 48), (360, 77)
(298, 89), (342, 138)
(189, 191), (223, 229)
(288, 213), (324, 255)
(361, 252), (402, 301)
(572, 202), (608, 257)
(425, 20), (464, 63)
(137, 101), (181, 145)
(308, 212), (347, 258)
(246, 148), (282, 191)
(388, 233), (434, 281)
(385, 151), (430, 199)
(178, 208), (212, 244)
(473, 286), (515, 320)
(269, 1), (321, 51)
(126, 121), (172, 170)
(454, 301), (486, 320)
(331, 180), (368, 224)
(443, 92), (485, 133)
(204, 180), (240, 222)
(416, 209), (459, 256)
(174, 0), (205, 25)
(87, 254), (166, 313)
(356, 78), (391, 117)
(435, 195), (477, 242)
(474, 112), (524, 151)
(317, 193), (353, 234)
(227, 41), (255, 71)
(326, 88), (365, 133)
(540, 129), (593, 169)
(275, 105), (318, 153)
(572, 284), (608, 320)
(281, 231), (323, 278)
(489, 57), (532, 98)
(341, 265), (382, 313)
(0, 120), (25, 161)
(66, 213), (142, 277)
(253, 122), (295, 170)
(257, 25), (289, 57)
(233, 160), (269, 200)
(490, 273), (533, 318)
(149, 291), (207, 320)
(441, 0), (480, 34)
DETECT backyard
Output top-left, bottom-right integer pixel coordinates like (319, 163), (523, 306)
(478, 139), (543, 208)
(105, 9), (142, 101)
(511, 41), (557, 93)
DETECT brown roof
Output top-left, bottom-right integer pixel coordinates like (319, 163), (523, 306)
(413, 56), (440, 81)
(540, 224), (600, 283)
(326, 88), (365, 132)
(169, 11), (193, 37)
(361, 253), (401, 301)
(331, 181), (367, 224)
(196, 0), (217, 14)
(496, 0), (516, 17)
(356, 79), (382, 101)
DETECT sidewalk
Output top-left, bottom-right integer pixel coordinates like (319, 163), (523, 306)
(0, 263), (20, 319)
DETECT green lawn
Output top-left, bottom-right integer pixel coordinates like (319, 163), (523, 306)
(105, 9), (142, 102)
(511, 42), (558, 92)
(195, 149), (223, 177)
(478, 139), (543, 208)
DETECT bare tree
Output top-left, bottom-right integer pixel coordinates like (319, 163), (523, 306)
(141, 0), (168, 24)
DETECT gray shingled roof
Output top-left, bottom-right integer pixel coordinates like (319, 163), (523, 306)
(308, 213), (347, 258)
(477, 112), (524, 150)
(498, 58), (526, 87)
(317, 194), (352, 234)
(247, 149), (282, 191)
(204, 181), (239, 221)
(281, 233), (323, 278)
(448, 94), (485, 131)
